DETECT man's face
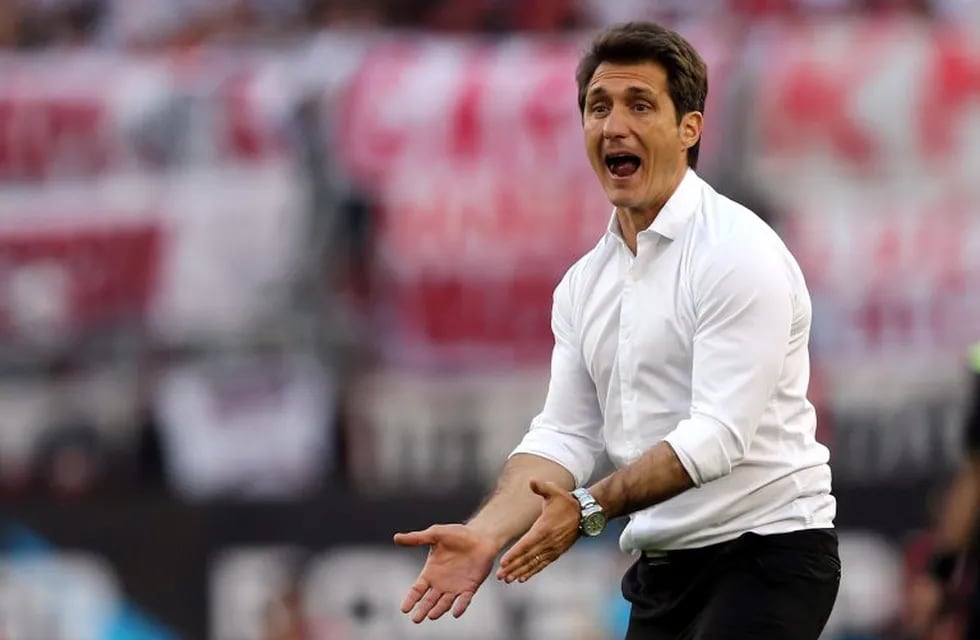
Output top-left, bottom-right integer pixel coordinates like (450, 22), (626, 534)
(583, 62), (700, 212)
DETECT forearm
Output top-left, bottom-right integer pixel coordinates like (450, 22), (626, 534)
(467, 453), (575, 552)
(934, 456), (980, 552)
(588, 441), (693, 520)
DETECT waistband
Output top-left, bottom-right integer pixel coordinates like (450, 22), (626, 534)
(642, 527), (837, 560)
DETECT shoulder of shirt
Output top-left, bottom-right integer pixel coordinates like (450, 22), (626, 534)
(689, 183), (789, 270)
(694, 183), (780, 245)
(554, 229), (612, 298)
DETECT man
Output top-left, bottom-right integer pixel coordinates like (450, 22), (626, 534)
(394, 21), (840, 639)
(908, 342), (980, 639)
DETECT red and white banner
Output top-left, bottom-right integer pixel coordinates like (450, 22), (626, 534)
(335, 29), (737, 362)
(0, 50), (309, 344)
(747, 18), (980, 190)
(783, 188), (980, 360)
(741, 19), (980, 396)
(0, 222), (161, 339)
(0, 24), (976, 397)
(0, 50), (300, 181)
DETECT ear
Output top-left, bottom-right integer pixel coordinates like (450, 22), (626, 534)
(679, 111), (704, 152)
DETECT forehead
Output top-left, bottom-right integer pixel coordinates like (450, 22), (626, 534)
(588, 61), (669, 96)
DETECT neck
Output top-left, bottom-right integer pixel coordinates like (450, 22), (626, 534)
(616, 165), (687, 254)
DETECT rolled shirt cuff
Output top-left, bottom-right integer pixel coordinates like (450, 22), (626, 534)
(662, 415), (743, 487)
(509, 429), (598, 488)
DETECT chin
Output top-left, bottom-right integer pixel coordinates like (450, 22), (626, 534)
(605, 190), (639, 209)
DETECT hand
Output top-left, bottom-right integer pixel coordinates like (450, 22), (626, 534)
(906, 574), (945, 635)
(907, 574), (945, 635)
(496, 479), (580, 583)
(393, 524), (498, 623)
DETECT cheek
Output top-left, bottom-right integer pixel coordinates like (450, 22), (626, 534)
(643, 127), (682, 164)
(583, 127), (599, 149)
(584, 133), (603, 168)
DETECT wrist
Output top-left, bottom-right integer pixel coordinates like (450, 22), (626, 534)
(572, 487), (608, 537)
(465, 518), (511, 553)
(586, 482), (617, 520)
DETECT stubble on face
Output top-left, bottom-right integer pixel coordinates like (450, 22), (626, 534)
(583, 62), (693, 228)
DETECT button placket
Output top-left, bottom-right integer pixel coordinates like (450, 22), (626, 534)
(619, 271), (636, 445)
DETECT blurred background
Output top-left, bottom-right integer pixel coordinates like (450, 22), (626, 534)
(0, 0), (979, 638)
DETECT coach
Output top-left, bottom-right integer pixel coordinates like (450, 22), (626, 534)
(395, 21), (840, 639)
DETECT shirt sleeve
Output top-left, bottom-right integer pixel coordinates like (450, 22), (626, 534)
(963, 344), (980, 454)
(662, 239), (795, 486)
(509, 270), (605, 487)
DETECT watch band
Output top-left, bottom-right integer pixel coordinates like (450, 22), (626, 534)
(572, 487), (597, 509)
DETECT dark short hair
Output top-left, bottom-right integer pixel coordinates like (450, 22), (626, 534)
(576, 22), (708, 169)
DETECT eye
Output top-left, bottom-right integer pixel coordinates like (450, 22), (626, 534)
(589, 103), (609, 116)
(632, 102), (652, 113)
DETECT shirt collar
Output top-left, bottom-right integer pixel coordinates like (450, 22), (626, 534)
(605, 168), (701, 242)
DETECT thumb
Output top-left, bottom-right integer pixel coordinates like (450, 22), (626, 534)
(393, 526), (438, 547)
(529, 479), (561, 499)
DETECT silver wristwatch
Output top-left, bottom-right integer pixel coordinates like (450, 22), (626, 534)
(571, 488), (607, 537)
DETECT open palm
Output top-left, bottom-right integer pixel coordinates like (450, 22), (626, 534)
(394, 524), (498, 623)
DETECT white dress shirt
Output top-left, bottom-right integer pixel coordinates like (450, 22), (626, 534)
(511, 169), (836, 552)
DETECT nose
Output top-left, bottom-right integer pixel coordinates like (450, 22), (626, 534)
(602, 104), (628, 140)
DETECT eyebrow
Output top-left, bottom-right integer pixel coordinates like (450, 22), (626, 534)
(585, 85), (658, 102)
(625, 86), (657, 99)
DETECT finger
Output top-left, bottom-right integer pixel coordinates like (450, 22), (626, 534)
(499, 548), (535, 578)
(529, 478), (563, 499)
(517, 553), (550, 582)
(497, 547), (524, 576)
(400, 578), (429, 613)
(499, 533), (542, 573)
(427, 592), (457, 620)
(499, 529), (539, 569)
(505, 552), (544, 584)
(452, 592), (474, 618)
(394, 527), (437, 547)
(412, 588), (442, 624)
(528, 478), (549, 498)
(500, 549), (542, 583)
(517, 557), (548, 583)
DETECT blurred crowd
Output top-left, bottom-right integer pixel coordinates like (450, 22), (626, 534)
(0, 1), (977, 636)
(0, 0), (977, 49)
(0, 0), (974, 505)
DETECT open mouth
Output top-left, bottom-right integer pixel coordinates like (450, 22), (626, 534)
(604, 153), (641, 178)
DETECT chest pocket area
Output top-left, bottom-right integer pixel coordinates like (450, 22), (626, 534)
(627, 275), (694, 415)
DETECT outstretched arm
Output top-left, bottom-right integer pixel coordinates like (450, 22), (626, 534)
(467, 453), (576, 549)
(395, 270), (604, 621)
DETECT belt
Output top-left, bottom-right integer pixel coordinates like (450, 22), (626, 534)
(640, 535), (747, 561)
(641, 529), (837, 561)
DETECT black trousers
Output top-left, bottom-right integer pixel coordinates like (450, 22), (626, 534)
(621, 528), (841, 640)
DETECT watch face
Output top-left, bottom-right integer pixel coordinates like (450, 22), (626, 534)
(582, 512), (606, 537)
